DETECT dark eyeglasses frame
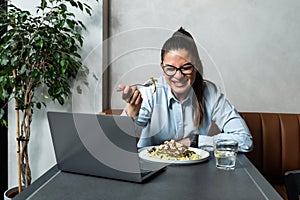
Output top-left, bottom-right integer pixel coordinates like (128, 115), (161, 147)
(162, 63), (195, 76)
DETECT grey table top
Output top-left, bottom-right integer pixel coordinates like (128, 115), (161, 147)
(14, 154), (283, 200)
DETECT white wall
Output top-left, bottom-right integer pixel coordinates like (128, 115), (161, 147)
(8, 1), (102, 188)
(108, 0), (300, 113)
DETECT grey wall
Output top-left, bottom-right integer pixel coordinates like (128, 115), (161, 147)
(8, 0), (300, 189)
(108, 0), (300, 113)
(8, 1), (102, 188)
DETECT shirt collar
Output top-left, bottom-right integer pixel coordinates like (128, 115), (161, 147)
(167, 86), (194, 108)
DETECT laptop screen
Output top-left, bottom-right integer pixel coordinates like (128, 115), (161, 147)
(47, 111), (166, 182)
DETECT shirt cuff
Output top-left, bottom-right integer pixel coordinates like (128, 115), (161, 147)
(198, 135), (214, 151)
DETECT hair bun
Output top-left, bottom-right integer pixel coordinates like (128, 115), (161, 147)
(172, 27), (194, 39)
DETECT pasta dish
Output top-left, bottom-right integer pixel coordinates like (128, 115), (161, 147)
(147, 140), (200, 161)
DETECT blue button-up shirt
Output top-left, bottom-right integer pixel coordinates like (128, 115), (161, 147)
(124, 76), (252, 152)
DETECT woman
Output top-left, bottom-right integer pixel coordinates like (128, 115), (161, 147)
(118, 27), (252, 152)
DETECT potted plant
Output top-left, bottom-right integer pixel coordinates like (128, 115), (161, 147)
(0, 0), (98, 195)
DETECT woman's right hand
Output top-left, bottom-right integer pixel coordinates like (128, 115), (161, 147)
(118, 84), (143, 118)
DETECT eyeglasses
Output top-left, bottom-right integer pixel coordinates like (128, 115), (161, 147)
(162, 63), (194, 76)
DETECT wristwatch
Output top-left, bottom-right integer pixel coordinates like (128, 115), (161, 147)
(189, 133), (199, 148)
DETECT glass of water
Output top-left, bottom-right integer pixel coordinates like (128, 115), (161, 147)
(214, 139), (238, 170)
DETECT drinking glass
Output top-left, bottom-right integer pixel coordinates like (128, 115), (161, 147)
(214, 139), (238, 170)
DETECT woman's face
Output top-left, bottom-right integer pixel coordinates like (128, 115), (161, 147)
(162, 49), (196, 101)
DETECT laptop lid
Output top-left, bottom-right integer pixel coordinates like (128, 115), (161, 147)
(47, 111), (166, 183)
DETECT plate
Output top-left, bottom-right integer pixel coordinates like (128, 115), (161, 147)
(138, 146), (210, 165)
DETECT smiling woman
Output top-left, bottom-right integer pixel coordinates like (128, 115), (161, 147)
(117, 27), (253, 152)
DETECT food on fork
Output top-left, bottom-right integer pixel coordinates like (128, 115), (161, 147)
(147, 140), (200, 161)
(149, 77), (158, 93)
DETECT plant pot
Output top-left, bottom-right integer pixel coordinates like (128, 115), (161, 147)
(4, 186), (21, 200)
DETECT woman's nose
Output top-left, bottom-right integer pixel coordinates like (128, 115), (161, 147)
(173, 69), (184, 79)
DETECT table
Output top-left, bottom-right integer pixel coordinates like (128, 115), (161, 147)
(14, 154), (283, 200)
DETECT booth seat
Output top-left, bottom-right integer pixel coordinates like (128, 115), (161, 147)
(240, 112), (300, 199)
(102, 110), (300, 199)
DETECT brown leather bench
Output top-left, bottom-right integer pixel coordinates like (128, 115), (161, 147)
(102, 110), (300, 199)
(240, 112), (300, 199)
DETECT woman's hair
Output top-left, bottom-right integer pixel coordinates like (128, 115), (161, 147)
(161, 27), (204, 128)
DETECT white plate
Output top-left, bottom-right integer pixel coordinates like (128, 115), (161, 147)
(138, 146), (210, 165)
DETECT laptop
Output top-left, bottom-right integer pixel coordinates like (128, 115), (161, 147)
(47, 111), (167, 183)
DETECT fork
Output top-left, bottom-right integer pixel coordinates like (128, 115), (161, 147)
(115, 82), (156, 92)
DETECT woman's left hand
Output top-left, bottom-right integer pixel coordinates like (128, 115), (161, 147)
(177, 137), (191, 147)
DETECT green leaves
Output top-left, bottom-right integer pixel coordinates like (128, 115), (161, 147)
(20, 64), (27, 74)
(60, 59), (67, 74)
(66, 19), (75, 29)
(34, 36), (44, 48)
(0, 88), (9, 100)
(0, 0), (99, 121)
(0, 55), (9, 66)
(0, 0), (100, 190)
(40, 0), (47, 9)
(59, 3), (67, 11)
(0, 108), (7, 126)
(11, 56), (19, 66)
(36, 102), (42, 109)
(29, 69), (40, 78)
